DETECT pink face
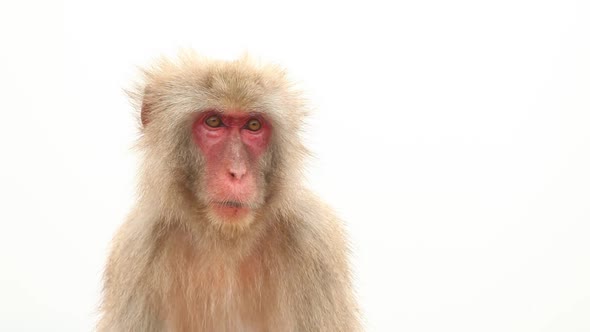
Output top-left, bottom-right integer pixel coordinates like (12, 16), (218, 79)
(192, 110), (272, 222)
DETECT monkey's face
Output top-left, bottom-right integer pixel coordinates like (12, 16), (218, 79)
(192, 110), (272, 225)
(136, 56), (305, 228)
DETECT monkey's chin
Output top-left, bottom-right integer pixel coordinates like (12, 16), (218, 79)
(212, 204), (250, 220)
(207, 203), (255, 227)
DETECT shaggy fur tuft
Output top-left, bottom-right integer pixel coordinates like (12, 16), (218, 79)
(98, 52), (361, 331)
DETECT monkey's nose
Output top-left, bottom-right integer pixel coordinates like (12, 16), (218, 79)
(228, 167), (246, 180)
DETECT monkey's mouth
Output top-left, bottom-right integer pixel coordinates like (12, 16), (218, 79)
(210, 200), (252, 221)
(215, 200), (247, 208)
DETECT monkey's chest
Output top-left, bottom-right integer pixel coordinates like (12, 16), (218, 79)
(160, 257), (274, 332)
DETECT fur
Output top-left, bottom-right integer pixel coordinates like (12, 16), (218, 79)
(98, 52), (361, 331)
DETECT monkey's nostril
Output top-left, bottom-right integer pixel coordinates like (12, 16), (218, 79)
(229, 169), (246, 180)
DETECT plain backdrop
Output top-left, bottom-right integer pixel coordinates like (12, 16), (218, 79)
(1, 0), (589, 331)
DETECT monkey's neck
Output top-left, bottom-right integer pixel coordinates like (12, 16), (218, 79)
(149, 206), (274, 260)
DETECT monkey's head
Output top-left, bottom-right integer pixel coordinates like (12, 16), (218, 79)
(134, 53), (307, 232)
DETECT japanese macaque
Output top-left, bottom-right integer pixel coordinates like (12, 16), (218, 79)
(98, 52), (361, 332)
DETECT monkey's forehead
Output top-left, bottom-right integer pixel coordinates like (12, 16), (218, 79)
(145, 55), (290, 94)
(138, 55), (307, 124)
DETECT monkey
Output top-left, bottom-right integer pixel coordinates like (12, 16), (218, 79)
(97, 52), (361, 332)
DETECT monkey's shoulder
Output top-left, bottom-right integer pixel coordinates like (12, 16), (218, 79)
(272, 195), (358, 329)
(277, 194), (350, 270)
(103, 217), (156, 277)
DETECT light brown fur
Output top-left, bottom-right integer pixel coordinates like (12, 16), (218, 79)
(98, 52), (361, 331)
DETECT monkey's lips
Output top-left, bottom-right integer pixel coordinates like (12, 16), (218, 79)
(211, 201), (251, 220)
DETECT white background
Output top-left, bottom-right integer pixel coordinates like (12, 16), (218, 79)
(1, 0), (589, 331)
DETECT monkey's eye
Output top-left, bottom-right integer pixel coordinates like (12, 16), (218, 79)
(205, 115), (222, 128)
(246, 119), (261, 131)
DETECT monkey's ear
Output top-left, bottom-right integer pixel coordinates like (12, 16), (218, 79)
(126, 83), (154, 129)
(140, 86), (154, 127)
(140, 98), (151, 127)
